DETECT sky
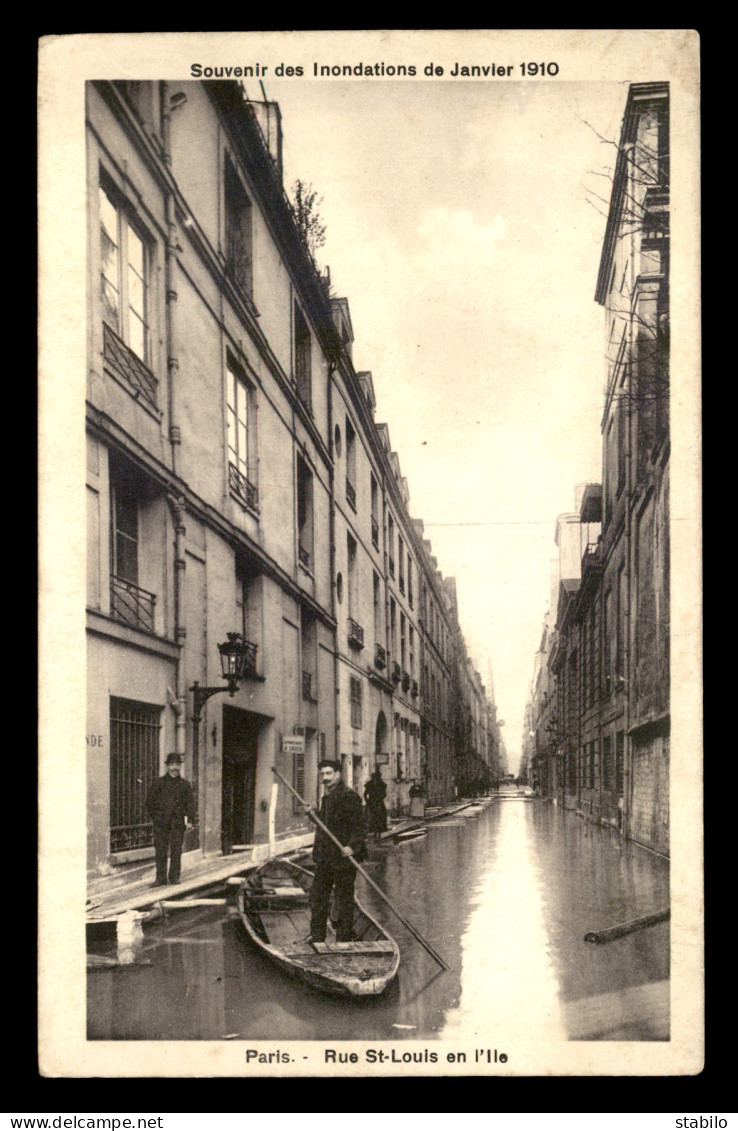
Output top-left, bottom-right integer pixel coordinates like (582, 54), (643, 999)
(256, 78), (628, 771)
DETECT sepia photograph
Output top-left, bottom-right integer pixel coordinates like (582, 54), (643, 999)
(38, 29), (702, 1077)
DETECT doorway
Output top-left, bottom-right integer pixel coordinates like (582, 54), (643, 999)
(222, 706), (261, 854)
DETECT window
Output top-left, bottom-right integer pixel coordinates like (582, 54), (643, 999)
(227, 355), (258, 511)
(350, 676), (362, 729)
(588, 608), (597, 709)
(373, 571), (382, 639)
(407, 557), (413, 607)
(345, 417), (356, 508)
(603, 589), (614, 692)
(236, 554), (261, 677)
(616, 732), (625, 794)
(296, 457), (314, 570)
(301, 607), (317, 702)
(398, 537), (405, 594)
(347, 534), (358, 619)
(388, 514), (395, 577)
(370, 474), (379, 548)
(294, 301), (312, 410)
(602, 735), (613, 792)
(224, 154), (253, 298)
(100, 180), (150, 363)
(616, 566), (626, 678)
(110, 696), (162, 852)
(109, 457), (156, 632)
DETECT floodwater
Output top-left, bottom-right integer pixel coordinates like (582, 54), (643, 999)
(88, 797), (670, 1041)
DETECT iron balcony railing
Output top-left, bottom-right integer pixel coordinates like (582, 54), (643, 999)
(110, 575), (156, 632)
(229, 462), (259, 511)
(103, 322), (158, 409)
(348, 618), (365, 650)
(374, 642), (387, 670)
(346, 478), (357, 509)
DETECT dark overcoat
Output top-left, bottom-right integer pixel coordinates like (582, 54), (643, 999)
(311, 781), (366, 866)
(147, 774), (196, 827)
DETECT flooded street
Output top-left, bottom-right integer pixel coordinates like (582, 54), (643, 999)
(88, 797), (669, 1042)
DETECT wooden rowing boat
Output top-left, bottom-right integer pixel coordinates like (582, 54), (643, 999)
(236, 856), (400, 997)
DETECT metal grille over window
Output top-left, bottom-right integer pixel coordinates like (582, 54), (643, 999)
(110, 574), (156, 632)
(109, 696), (161, 852)
(103, 323), (158, 409)
(348, 618), (364, 650)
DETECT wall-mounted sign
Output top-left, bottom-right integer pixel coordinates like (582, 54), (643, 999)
(376, 752), (390, 765)
(281, 735), (305, 755)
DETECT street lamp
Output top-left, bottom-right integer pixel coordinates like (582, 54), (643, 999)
(190, 632), (257, 722)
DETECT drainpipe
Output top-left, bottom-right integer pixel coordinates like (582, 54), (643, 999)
(622, 141), (636, 842)
(167, 495), (188, 759)
(328, 354), (341, 794)
(160, 83), (188, 763)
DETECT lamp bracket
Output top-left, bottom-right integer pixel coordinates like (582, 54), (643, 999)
(190, 679), (238, 723)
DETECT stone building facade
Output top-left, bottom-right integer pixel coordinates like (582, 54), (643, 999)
(85, 78), (498, 880)
(524, 82), (670, 855)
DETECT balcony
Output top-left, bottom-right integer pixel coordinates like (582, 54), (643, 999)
(103, 322), (158, 410)
(348, 618), (365, 650)
(391, 661), (401, 684)
(371, 515), (380, 549)
(401, 671), (410, 692)
(374, 643), (387, 670)
(229, 462), (259, 512)
(346, 478), (357, 510)
(411, 679), (419, 698)
(110, 575), (156, 633)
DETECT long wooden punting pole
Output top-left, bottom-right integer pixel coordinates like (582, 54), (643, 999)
(271, 767), (450, 972)
(584, 908), (670, 945)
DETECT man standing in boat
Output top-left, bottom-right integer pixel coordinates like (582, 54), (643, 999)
(307, 759), (367, 943)
(147, 752), (196, 887)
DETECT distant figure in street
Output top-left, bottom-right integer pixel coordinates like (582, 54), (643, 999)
(147, 753), (195, 887)
(307, 760), (367, 943)
(364, 769), (388, 838)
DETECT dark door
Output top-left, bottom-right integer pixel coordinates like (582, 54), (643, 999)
(222, 706), (260, 854)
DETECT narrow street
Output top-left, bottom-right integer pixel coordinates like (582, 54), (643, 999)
(88, 794), (669, 1042)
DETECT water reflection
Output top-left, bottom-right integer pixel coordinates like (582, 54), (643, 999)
(88, 801), (669, 1041)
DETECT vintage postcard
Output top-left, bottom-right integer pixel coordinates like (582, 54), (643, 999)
(38, 29), (702, 1077)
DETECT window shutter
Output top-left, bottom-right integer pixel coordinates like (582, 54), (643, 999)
(293, 748), (305, 813)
